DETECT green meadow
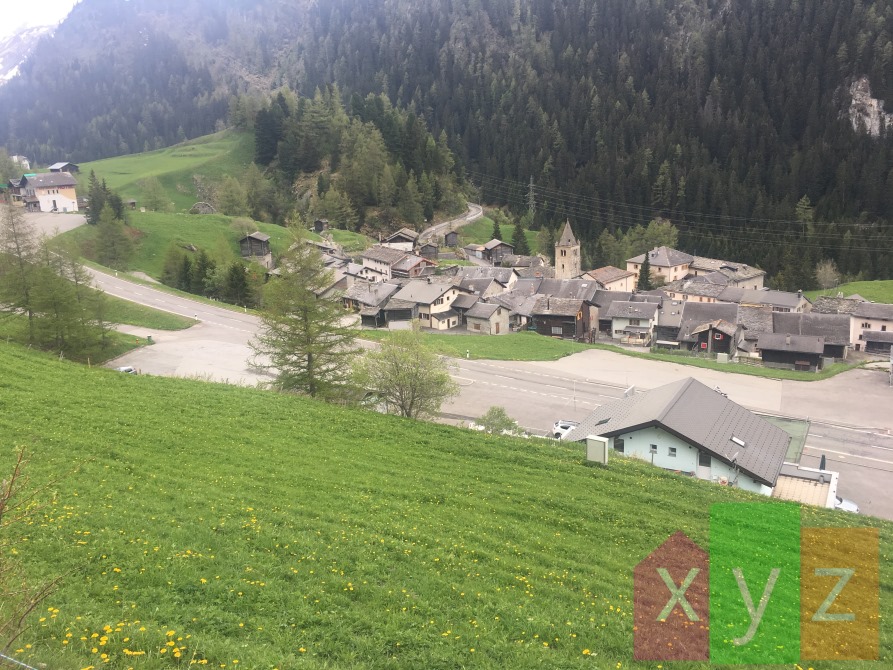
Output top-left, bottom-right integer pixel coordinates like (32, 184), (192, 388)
(805, 280), (893, 304)
(459, 216), (538, 254)
(79, 131), (256, 212)
(0, 342), (889, 669)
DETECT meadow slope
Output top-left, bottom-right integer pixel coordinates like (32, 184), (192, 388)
(0, 343), (888, 669)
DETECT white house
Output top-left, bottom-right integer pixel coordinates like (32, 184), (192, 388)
(850, 302), (893, 353)
(391, 279), (466, 330)
(566, 377), (790, 495)
(18, 172), (79, 213)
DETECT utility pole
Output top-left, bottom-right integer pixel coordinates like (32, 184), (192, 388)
(527, 176), (536, 215)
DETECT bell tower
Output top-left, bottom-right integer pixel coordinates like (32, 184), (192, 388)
(554, 220), (580, 279)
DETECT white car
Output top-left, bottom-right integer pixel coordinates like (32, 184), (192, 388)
(115, 366), (137, 374)
(834, 496), (860, 514)
(552, 419), (580, 440)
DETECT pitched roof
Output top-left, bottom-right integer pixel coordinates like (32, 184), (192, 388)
(392, 254), (433, 272)
(556, 221), (578, 247)
(811, 295), (866, 314)
(20, 172), (78, 188)
(451, 294), (480, 311)
(592, 290), (634, 307)
(242, 231), (270, 242)
(491, 289), (539, 316)
(584, 265), (635, 284)
(737, 305), (775, 340)
(48, 162), (77, 171)
(604, 301), (659, 320)
(391, 280), (457, 305)
(676, 301), (739, 342)
(664, 279), (728, 299)
(773, 312), (850, 346)
(724, 288), (805, 309)
(361, 246), (409, 265)
(757, 333), (825, 354)
(853, 302), (893, 320)
(536, 278), (600, 302)
(466, 302), (501, 319)
(384, 227), (419, 242)
(501, 254), (544, 268)
(691, 319), (738, 337)
(484, 238), (513, 250)
(455, 266), (517, 285)
(565, 378), (790, 486)
(531, 296), (584, 317)
(627, 246), (694, 268)
(862, 330), (893, 343)
(456, 277), (497, 295)
(431, 309), (459, 321)
(689, 256), (766, 282)
(343, 281), (401, 307)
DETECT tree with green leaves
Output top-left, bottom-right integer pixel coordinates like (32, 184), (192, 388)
(476, 406), (522, 435)
(511, 221), (530, 255)
(637, 251), (653, 291)
(251, 236), (356, 399)
(140, 176), (170, 212)
(352, 324), (458, 419)
(95, 205), (134, 270)
(491, 218), (503, 241)
(0, 202), (40, 342)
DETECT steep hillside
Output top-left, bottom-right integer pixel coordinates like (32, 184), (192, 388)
(0, 25), (54, 84)
(2, 0), (893, 281)
(2, 341), (888, 668)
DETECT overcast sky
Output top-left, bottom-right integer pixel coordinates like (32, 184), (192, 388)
(0, 0), (80, 40)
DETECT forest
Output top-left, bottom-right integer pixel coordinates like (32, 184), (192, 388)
(1, 0), (893, 286)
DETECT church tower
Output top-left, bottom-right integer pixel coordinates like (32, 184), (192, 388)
(554, 220), (581, 280)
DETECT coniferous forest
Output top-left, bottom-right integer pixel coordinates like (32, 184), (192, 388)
(1, 0), (893, 285)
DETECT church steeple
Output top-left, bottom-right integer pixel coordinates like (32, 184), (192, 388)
(554, 220), (581, 279)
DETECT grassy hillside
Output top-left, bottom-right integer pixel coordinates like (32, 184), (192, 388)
(79, 131), (256, 212)
(0, 342), (889, 669)
(459, 216), (538, 255)
(806, 280), (893, 304)
(61, 211), (297, 279)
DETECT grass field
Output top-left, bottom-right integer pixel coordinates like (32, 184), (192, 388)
(104, 294), (196, 330)
(805, 280), (893, 304)
(359, 330), (860, 380)
(459, 216), (538, 254)
(0, 314), (142, 364)
(79, 131), (256, 212)
(61, 212), (296, 279)
(0, 341), (889, 669)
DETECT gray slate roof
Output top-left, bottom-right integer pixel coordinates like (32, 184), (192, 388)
(592, 290), (634, 308)
(491, 290), (539, 317)
(689, 256), (766, 282)
(584, 265), (635, 285)
(721, 287), (805, 309)
(243, 231), (270, 242)
(565, 378), (790, 486)
(862, 330), (893, 343)
(537, 278), (600, 302)
(456, 277), (497, 295)
(392, 254), (431, 272)
(628, 246), (694, 267)
(853, 302), (893, 320)
(557, 221), (578, 247)
(392, 280), (457, 305)
(343, 281), (400, 307)
(466, 302), (501, 319)
(773, 312), (850, 346)
(362, 246), (409, 265)
(757, 333), (825, 355)
(604, 301), (659, 320)
(484, 238), (513, 251)
(737, 305), (775, 341)
(451, 294), (479, 311)
(384, 227), (419, 242)
(455, 266), (517, 285)
(531, 297), (584, 317)
(21, 172), (78, 188)
(677, 302), (739, 342)
(664, 279), (728, 299)
(811, 295), (866, 314)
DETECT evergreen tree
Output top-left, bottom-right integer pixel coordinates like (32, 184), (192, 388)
(95, 205), (134, 270)
(0, 202), (39, 342)
(491, 218), (503, 241)
(637, 251), (653, 291)
(223, 262), (250, 305)
(511, 221), (530, 255)
(251, 235), (356, 399)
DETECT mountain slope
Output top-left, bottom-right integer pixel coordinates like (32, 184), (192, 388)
(2, 0), (893, 282)
(0, 25), (54, 84)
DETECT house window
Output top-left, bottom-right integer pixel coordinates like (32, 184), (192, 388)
(561, 249), (566, 257)
(435, 298), (444, 305)
(883, 326), (888, 332)
(862, 322), (870, 328)
(551, 326), (562, 335)
(614, 438), (625, 453)
(421, 313), (429, 320)
(629, 318), (641, 326)
(698, 452), (711, 467)
(668, 447), (677, 457)
(473, 323), (481, 331)
(649, 444), (657, 454)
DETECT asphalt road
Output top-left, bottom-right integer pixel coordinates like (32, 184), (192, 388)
(419, 202), (483, 243)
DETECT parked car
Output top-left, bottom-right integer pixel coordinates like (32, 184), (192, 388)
(552, 419), (580, 440)
(834, 496), (860, 513)
(115, 366), (137, 374)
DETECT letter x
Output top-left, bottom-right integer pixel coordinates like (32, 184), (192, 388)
(656, 568), (700, 621)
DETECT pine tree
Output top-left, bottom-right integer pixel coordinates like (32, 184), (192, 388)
(511, 221), (530, 255)
(251, 235), (357, 399)
(491, 218), (503, 241)
(223, 262), (250, 305)
(637, 251), (653, 291)
(95, 205), (134, 270)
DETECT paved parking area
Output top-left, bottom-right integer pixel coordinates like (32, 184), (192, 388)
(25, 211), (86, 237)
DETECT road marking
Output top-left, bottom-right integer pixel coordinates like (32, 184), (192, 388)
(804, 445), (893, 466)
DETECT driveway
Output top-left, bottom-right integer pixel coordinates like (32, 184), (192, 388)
(26, 211), (86, 237)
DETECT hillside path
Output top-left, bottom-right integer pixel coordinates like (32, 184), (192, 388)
(418, 202), (483, 244)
